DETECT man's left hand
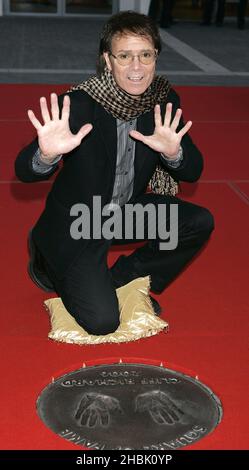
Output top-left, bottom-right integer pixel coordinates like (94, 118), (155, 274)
(129, 103), (192, 159)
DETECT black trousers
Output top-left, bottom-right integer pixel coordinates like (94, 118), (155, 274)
(148, 0), (175, 27)
(237, 0), (248, 27)
(202, 0), (247, 26)
(202, 0), (226, 24)
(43, 194), (214, 335)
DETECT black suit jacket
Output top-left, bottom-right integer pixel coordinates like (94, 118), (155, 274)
(15, 87), (203, 278)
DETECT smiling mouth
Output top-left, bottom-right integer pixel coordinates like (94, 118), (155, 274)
(128, 77), (144, 82)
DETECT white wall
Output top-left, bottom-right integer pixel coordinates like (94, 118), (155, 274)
(119, 0), (150, 14)
(0, 0), (3, 16)
(119, 0), (136, 11)
(138, 0), (150, 14)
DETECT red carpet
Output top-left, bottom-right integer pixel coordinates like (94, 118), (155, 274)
(0, 85), (248, 450)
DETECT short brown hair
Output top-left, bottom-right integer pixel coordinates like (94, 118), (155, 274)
(97, 10), (162, 75)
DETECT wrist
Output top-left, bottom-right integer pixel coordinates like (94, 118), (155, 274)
(161, 146), (182, 161)
(160, 146), (183, 169)
(39, 152), (61, 165)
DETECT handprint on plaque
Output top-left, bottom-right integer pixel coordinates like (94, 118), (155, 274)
(135, 390), (185, 425)
(75, 392), (123, 428)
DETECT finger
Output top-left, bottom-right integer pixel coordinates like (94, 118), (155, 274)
(134, 397), (142, 412)
(129, 130), (151, 146)
(80, 408), (91, 427)
(160, 403), (179, 422)
(164, 102), (172, 127)
(40, 96), (51, 124)
(166, 400), (185, 417)
(111, 398), (122, 412)
(75, 403), (86, 420)
(100, 410), (109, 427)
(177, 120), (192, 138)
(89, 410), (98, 428)
(150, 409), (166, 425)
(27, 109), (42, 130)
(160, 409), (175, 424)
(87, 392), (98, 400)
(75, 395), (91, 419)
(75, 406), (82, 420)
(171, 108), (182, 132)
(117, 404), (123, 414)
(74, 123), (93, 145)
(154, 104), (162, 128)
(168, 409), (180, 422)
(159, 396), (184, 419)
(50, 93), (59, 120)
(61, 95), (70, 121)
(78, 123), (93, 138)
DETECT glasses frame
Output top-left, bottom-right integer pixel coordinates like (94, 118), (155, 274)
(109, 50), (158, 66)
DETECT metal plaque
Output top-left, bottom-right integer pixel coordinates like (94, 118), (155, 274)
(37, 363), (222, 450)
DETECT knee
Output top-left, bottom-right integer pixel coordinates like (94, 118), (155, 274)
(74, 299), (120, 335)
(79, 312), (120, 336)
(192, 207), (215, 237)
(62, 291), (120, 336)
(198, 208), (215, 235)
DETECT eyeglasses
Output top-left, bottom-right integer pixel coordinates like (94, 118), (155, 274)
(109, 50), (157, 66)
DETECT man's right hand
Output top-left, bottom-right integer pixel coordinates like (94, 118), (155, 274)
(27, 93), (92, 163)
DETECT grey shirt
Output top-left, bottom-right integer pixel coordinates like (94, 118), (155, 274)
(110, 118), (136, 209)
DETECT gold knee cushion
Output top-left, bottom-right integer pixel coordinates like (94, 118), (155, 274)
(44, 276), (168, 345)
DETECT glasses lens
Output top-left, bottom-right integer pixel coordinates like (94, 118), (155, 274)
(116, 53), (132, 65)
(140, 51), (155, 64)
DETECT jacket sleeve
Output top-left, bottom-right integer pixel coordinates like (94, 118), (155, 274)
(15, 137), (60, 183)
(15, 94), (67, 183)
(160, 88), (203, 183)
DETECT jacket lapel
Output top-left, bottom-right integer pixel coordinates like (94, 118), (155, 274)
(133, 108), (155, 189)
(94, 101), (117, 178)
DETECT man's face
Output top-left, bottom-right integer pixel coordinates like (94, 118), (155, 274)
(104, 34), (157, 96)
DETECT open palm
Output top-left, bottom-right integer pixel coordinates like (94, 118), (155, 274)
(75, 392), (123, 428)
(135, 390), (184, 425)
(129, 103), (192, 158)
(27, 93), (92, 161)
